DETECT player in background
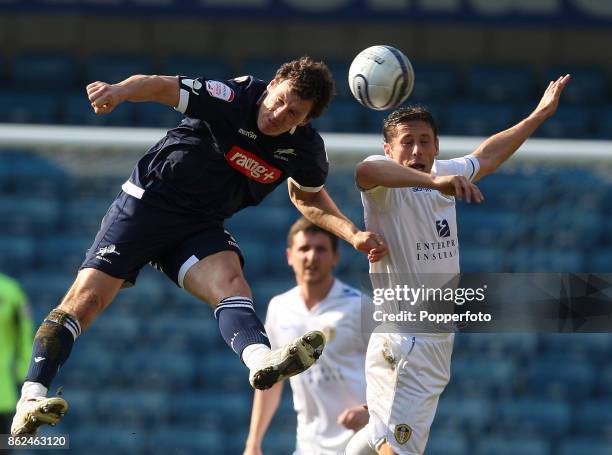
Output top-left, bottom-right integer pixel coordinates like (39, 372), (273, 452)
(0, 273), (33, 451)
(11, 57), (387, 436)
(244, 217), (369, 455)
(345, 75), (570, 455)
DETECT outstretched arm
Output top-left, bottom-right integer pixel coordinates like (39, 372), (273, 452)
(472, 74), (571, 181)
(288, 181), (388, 262)
(356, 159), (483, 203)
(86, 75), (180, 114)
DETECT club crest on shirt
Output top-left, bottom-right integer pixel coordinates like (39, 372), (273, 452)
(394, 424), (412, 445)
(206, 80), (235, 102)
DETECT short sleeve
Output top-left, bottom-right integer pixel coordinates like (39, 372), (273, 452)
(433, 155), (480, 181)
(359, 154), (394, 211)
(175, 76), (238, 121)
(288, 136), (328, 192)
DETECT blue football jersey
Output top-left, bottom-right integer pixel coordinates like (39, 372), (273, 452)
(126, 75), (328, 225)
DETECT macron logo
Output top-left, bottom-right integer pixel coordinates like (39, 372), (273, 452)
(226, 146), (281, 184)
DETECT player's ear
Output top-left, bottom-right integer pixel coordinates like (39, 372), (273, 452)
(435, 137), (440, 156)
(286, 248), (293, 266)
(383, 142), (393, 158)
(267, 78), (278, 91)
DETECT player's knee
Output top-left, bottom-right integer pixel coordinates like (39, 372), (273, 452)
(214, 271), (251, 301)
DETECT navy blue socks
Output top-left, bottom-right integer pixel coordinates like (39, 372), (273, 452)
(25, 309), (81, 389)
(214, 296), (271, 358)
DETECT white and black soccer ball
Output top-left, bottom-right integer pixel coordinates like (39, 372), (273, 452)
(348, 45), (415, 111)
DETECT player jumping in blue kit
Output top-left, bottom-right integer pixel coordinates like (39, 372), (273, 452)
(10, 57), (388, 436)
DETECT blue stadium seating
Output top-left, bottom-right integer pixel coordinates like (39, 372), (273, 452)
(545, 66), (608, 105)
(446, 102), (517, 136)
(161, 56), (231, 80)
(0, 235), (35, 273)
(435, 396), (493, 431)
(496, 398), (571, 436)
(536, 105), (594, 139)
(84, 55), (155, 85)
(0, 91), (61, 124)
(409, 64), (459, 101)
(466, 65), (535, 103)
(558, 438), (612, 455)
(475, 435), (550, 455)
(11, 53), (79, 90)
(426, 430), (468, 455)
(63, 91), (138, 126)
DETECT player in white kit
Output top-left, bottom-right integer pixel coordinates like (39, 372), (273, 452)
(245, 217), (369, 455)
(345, 75), (570, 455)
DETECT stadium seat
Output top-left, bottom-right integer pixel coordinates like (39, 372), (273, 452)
(161, 56), (231, 80)
(0, 197), (61, 235)
(0, 91), (61, 124)
(134, 102), (183, 127)
(496, 398), (571, 436)
(475, 435), (549, 455)
(558, 438), (612, 455)
(39, 235), (91, 273)
(326, 59), (353, 99)
(64, 197), (112, 235)
(526, 356), (596, 400)
(146, 427), (224, 454)
(409, 64), (459, 102)
(70, 424), (147, 454)
(451, 357), (516, 393)
(544, 66), (608, 105)
(11, 53), (79, 90)
(435, 396), (493, 432)
(313, 98), (365, 132)
(456, 333), (538, 356)
(595, 105), (612, 139)
(574, 400), (612, 436)
(0, 235), (35, 273)
(241, 58), (286, 83)
(0, 151), (68, 196)
(536, 105), (594, 139)
(466, 65), (535, 103)
(19, 272), (73, 312)
(425, 430), (468, 455)
(459, 247), (504, 272)
(84, 55), (154, 85)
(446, 102), (517, 136)
(63, 91), (138, 126)
(457, 209), (526, 247)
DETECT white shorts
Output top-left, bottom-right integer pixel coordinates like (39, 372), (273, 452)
(365, 332), (454, 455)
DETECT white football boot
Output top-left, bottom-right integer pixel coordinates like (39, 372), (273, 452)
(11, 396), (68, 436)
(249, 330), (326, 390)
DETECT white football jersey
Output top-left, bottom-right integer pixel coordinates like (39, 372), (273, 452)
(361, 154), (479, 276)
(265, 279), (368, 455)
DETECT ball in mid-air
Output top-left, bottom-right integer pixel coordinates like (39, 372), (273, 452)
(348, 45), (415, 111)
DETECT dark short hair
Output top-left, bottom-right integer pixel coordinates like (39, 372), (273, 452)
(287, 217), (338, 252)
(274, 57), (335, 119)
(383, 106), (438, 142)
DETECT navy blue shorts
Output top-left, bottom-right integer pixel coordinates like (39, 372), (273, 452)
(80, 191), (243, 287)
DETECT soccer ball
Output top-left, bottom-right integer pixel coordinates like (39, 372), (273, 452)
(348, 45), (415, 111)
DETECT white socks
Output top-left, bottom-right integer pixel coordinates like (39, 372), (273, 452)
(242, 343), (271, 371)
(21, 381), (48, 399)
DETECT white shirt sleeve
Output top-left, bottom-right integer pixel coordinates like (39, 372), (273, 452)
(358, 154), (395, 211)
(432, 155), (480, 181)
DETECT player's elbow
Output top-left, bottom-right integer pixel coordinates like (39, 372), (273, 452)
(355, 161), (377, 190)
